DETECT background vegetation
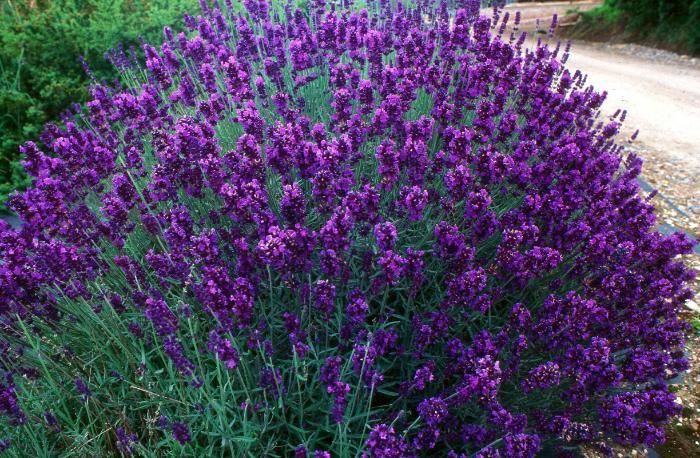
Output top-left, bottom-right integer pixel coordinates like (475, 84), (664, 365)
(0, 0), (196, 211)
(575, 0), (700, 55)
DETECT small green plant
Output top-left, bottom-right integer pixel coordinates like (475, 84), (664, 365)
(691, 318), (700, 335)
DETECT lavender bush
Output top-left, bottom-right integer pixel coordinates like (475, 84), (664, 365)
(0, 0), (696, 456)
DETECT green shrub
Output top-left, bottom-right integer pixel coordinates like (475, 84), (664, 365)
(581, 0), (700, 54)
(0, 0), (197, 211)
(691, 1), (700, 52)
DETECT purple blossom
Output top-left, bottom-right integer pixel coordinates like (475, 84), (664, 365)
(417, 397), (449, 427)
(44, 411), (60, 432)
(374, 222), (398, 251)
(522, 362), (561, 392)
(599, 386), (680, 446)
(145, 297), (179, 336)
(208, 331), (240, 370)
(281, 183), (307, 224)
(503, 434), (541, 458)
(115, 426), (138, 456)
(163, 336), (195, 376)
(320, 356), (343, 387)
(74, 378), (91, 401)
(260, 367), (284, 399)
(313, 280), (336, 316)
(413, 363), (435, 391)
(328, 380), (351, 423)
(377, 250), (406, 286)
(402, 186), (428, 222)
(171, 421), (191, 445)
(376, 140), (400, 188)
(364, 424), (414, 457)
(1, 375), (25, 424)
(346, 289), (369, 325)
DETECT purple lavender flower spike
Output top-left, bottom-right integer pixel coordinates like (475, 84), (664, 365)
(171, 421), (191, 445)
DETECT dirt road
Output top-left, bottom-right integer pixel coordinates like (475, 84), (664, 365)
(491, 1), (700, 171)
(563, 43), (700, 171)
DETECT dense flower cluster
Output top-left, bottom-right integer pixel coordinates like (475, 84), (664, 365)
(0, 0), (695, 456)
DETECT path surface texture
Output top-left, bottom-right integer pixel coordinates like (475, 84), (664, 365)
(491, 1), (700, 172)
(488, 1), (700, 235)
(565, 42), (700, 170)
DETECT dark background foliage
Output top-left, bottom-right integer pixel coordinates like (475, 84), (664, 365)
(0, 0), (196, 211)
(577, 0), (700, 55)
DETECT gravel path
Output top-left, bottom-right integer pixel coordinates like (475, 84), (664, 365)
(490, 2), (700, 237)
(492, 1), (700, 172)
(564, 42), (700, 171)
